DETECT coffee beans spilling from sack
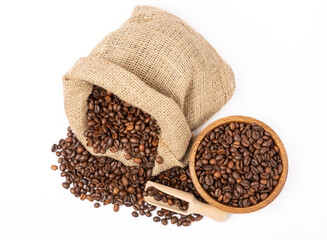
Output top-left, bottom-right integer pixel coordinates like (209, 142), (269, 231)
(51, 127), (204, 227)
(195, 122), (283, 207)
(84, 86), (162, 170)
(63, 6), (235, 175)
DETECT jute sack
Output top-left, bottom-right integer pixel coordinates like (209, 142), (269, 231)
(63, 5), (235, 175)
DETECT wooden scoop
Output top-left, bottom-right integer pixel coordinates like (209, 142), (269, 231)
(144, 181), (228, 222)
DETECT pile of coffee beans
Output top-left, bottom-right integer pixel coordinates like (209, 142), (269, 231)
(195, 122), (283, 207)
(83, 86), (162, 170)
(51, 127), (204, 227)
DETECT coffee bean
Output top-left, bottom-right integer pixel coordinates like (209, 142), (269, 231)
(205, 175), (214, 185)
(241, 199), (248, 207)
(217, 149), (226, 155)
(180, 174), (187, 181)
(51, 144), (57, 152)
(249, 196), (257, 205)
(210, 159), (217, 165)
(80, 194), (86, 201)
(240, 179), (250, 187)
(156, 156), (163, 164)
(277, 163), (283, 174)
(122, 176), (129, 186)
(260, 173), (270, 179)
(134, 157), (142, 164)
(177, 219), (183, 227)
(223, 185), (232, 192)
(182, 220), (191, 226)
(232, 171), (240, 180)
(51, 165), (58, 171)
(132, 211), (139, 217)
(153, 216), (160, 222)
(161, 219), (168, 226)
(236, 184), (244, 194)
(214, 188), (222, 197)
(113, 187), (119, 195)
(94, 203), (100, 208)
(171, 216), (178, 224)
(113, 204), (119, 212)
(230, 122), (236, 131)
(204, 152), (212, 160)
(260, 193), (268, 200)
(214, 171), (221, 178)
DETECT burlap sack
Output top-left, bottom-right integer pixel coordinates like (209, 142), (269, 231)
(63, 5), (235, 175)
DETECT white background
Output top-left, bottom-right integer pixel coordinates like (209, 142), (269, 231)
(0, 0), (326, 239)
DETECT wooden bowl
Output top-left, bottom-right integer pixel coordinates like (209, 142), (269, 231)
(189, 116), (288, 214)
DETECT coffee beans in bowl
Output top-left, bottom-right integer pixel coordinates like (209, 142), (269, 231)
(189, 116), (288, 214)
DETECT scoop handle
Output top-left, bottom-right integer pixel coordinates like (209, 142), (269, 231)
(192, 199), (229, 222)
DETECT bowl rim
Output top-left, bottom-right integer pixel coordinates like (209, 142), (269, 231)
(189, 115), (288, 214)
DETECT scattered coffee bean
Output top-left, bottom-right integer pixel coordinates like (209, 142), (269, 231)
(94, 203), (100, 208)
(132, 211), (139, 217)
(51, 144), (57, 152)
(153, 216), (160, 222)
(51, 165), (58, 171)
(182, 220), (191, 227)
(113, 204), (119, 212)
(161, 219), (168, 225)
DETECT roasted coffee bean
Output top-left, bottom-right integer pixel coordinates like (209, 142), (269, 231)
(161, 219), (168, 226)
(180, 174), (187, 181)
(177, 219), (183, 227)
(249, 196), (257, 205)
(122, 176), (129, 186)
(51, 165), (58, 171)
(260, 193), (268, 200)
(51, 144), (57, 152)
(62, 182), (70, 189)
(94, 203), (100, 208)
(236, 184), (244, 194)
(232, 171), (240, 180)
(153, 216), (160, 222)
(205, 175), (214, 185)
(133, 157), (142, 164)
(113, 204), (119, 212)
(195, 122), (283, 208)
(182, 220), (191, 227)
(156, 156), (163, 164)
(132, 211), (139, 217)
(214, 171), (221, 178)
(240, 179), (250, 187)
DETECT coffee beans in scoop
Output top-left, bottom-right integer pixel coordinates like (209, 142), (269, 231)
(144, 186), (189, 211)
(195, 122), (283, 207)
(83, 86), (162, 168)
(51, 127), (204, 227)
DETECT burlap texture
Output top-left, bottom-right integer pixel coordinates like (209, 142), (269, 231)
(63, 5), (235, 175)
